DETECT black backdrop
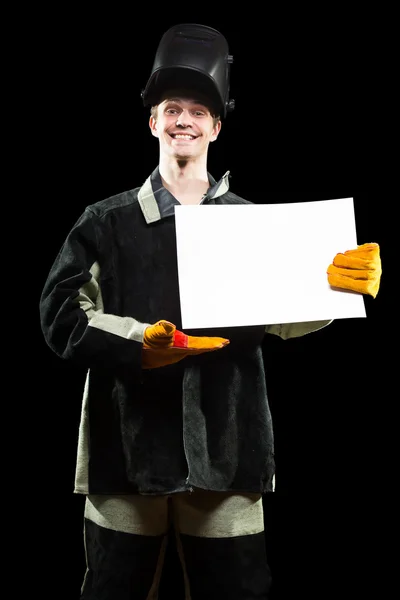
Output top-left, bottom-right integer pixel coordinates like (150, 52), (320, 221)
(31, 18), (388, 600)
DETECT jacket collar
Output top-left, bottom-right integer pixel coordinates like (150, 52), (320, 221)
(138, 166), (231, 224)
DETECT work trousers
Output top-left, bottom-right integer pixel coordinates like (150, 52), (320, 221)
(80, 487), (272, 599)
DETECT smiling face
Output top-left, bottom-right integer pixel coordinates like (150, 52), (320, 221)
(149, 92), (222, 161)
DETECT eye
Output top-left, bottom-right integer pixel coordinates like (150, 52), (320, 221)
(193, 110), (206, 117)
(165, 108), (179, 115)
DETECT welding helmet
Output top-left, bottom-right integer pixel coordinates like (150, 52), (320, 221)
(141, 23), (235, 118)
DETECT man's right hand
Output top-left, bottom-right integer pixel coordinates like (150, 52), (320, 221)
(142, 320), (230, 369)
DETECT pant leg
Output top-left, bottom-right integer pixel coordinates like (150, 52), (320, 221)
(80, 494), (170, 600)
(171, 489), (272, 600)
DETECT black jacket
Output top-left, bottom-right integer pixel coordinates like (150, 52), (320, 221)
(39, 168), (330, 496)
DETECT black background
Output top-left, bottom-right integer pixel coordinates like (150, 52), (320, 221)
(29, 15), (389, 600)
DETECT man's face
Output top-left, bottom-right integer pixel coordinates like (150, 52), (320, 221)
(149, 95), (221, 159)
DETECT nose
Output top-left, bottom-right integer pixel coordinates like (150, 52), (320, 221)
(176, 110), (192, 128)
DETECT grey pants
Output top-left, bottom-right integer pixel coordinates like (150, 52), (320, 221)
(81, 488), (271, 599)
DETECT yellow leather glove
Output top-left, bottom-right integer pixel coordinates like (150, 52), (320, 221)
(142, 320), (230, 369)
(327, 242), (382, 298)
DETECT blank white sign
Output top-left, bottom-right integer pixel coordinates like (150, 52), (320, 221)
(174, 197), (366, 329)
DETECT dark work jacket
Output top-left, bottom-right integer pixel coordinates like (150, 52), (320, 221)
(39, 167), (330, 496)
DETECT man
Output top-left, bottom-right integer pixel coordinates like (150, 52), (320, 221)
(39, 23), (382, 600)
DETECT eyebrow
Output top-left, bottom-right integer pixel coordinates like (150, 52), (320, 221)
(164, 98), (208, 108)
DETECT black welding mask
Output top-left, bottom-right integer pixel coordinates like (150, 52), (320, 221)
(141, 23), (235, 118)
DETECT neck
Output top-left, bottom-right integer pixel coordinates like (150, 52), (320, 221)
(159, 156), (210, 204)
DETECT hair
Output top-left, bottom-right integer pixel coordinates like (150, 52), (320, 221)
(150, 89), (221, 127)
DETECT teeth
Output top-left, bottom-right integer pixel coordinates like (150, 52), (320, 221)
(173, 134), (195, 140)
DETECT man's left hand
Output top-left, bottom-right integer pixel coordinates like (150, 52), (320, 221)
(327, 242), (382, 298)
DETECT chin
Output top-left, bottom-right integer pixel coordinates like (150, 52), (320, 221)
(173, 153), (193, 161)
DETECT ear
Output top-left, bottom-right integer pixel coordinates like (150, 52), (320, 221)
(149, 115), (159, 138)
(210, 120), (222, 142)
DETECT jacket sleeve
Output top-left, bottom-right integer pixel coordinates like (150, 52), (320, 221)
(265, 320), (332, 340)
(39, 207), (150, 368)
